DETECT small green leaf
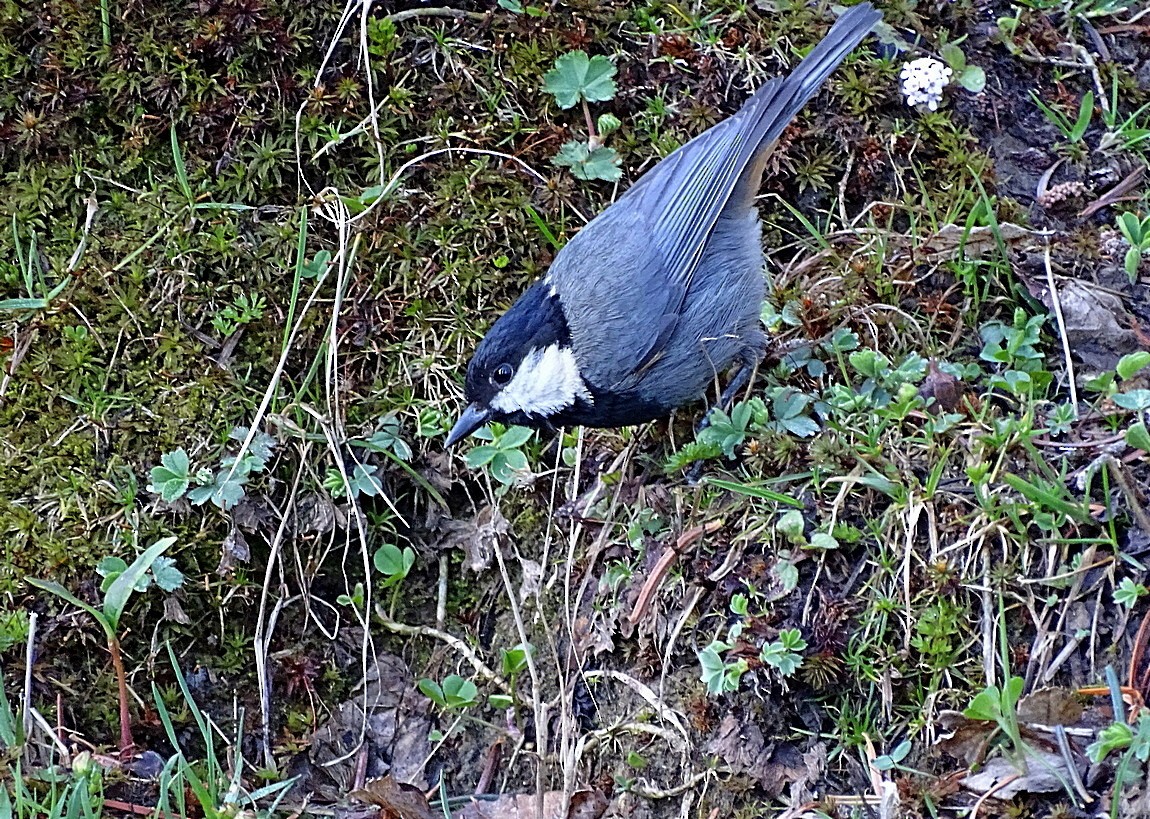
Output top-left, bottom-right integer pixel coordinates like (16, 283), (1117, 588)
(1115, 577), (1148, 608)
(958, 66), (985, 93)
(1118, 211), (1142, 243)
(543, 51), (617, 109)
(489, 694), (514, 709)
(418, 678), (446, 707)
(490, 450), (529, 484)
(552, 141), (623, 181)
(465, 444), (499, 468)
(374, 543), (415, 585)
(1126, 246), (1143, 281)
(349, 463), (383, 498)
(441, 675), (478, 709)
(939, 43), (965, 70)
(1114, 390), (1150, 411)
(302, 250), (332, 279)
(775, 560), (799, 593)
(96, 556), (131, 592)
(597, 112), (621, 135)
(188, 470), (246, 510)
(775, 510), (806, 543)
(1087, 721), (1134, 763)
(808, 532), (839, 550)
(499, 426), (534, 449)
(150, 556), (185, 592)
(1126, 422), (1150, 452)
(148, 448), (192, 502)
(1117, 352), (1150, 381)
(501, 643), (533, 676)
(102, 537), (177, 631)
(1071, 91), (1094, 141)
(963, 686), (1003, 722)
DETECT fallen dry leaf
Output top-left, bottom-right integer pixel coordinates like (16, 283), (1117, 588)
(350, 775), (432, 819)
(960, 750), (1073, 800)
(918, 360), (965, 413)
(217, 524), (249, 574)
(1017, 686), (1085, 727)
(935, 710), (995, 765)
(433, 505), (510, 572)
(705, 714), (820, 796)
(1020, 275), (1146, 371)
(916, 223), (1041, 264)
(304, 654), (433, 799)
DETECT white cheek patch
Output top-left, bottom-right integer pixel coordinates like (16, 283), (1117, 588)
(490, 345), (592, 417)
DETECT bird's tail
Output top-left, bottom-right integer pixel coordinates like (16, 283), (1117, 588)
(729, 2), (882, 208)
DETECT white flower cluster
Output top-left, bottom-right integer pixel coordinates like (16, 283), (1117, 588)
(900, 57), (953, 111)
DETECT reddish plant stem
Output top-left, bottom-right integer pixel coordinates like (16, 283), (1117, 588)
(108, 634), (135, 758)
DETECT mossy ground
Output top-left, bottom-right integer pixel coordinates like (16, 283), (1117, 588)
(2, 0), (1150, 815)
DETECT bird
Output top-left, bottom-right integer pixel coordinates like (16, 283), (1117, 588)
(446, 3), (882, 448)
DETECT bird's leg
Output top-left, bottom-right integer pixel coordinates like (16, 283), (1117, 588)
(684, 346), (765, 485)
(695, 345), (765, 435)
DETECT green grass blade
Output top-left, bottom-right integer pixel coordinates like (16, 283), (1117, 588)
(1001, 473), (1091, 523)
(102, 536), (176, 631)
(25, 579), (109, 636)
(524, 203), (561, 251)
(170, 124), (194, 205)
(0, 298), (48, 310)
(705, 477), (805, 506)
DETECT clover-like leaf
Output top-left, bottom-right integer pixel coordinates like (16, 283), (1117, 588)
(150, 556), (186, 592)
(440, 674), (479, 709)
(188, 470), (247, 510)
(148, 448), (192, 502)
(552, 141), (623, 182)
(543, 51), (617, 109)
(374, 543), (415, 587)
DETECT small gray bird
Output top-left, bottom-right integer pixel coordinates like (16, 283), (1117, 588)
(447, 4), (882, 446)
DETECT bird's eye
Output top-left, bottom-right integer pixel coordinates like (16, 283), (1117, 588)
(492, 363), (514, 385)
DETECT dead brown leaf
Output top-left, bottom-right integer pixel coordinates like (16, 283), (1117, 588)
(217, 524), (249, 574)
(916, 223), (1040, 265)
(918, 359), (965, 412)
(350, 775), (432, 819)
(935, 710), (994, 765)
(1017, 687), (1085, 727)
(705, 714), (819, 796)
(433, 505), (510, 572)
(1019, 275), (1146, 370)
(305, 654), (433, 799)
(960, 750), (1072, 800)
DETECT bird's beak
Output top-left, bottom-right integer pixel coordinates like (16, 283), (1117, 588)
(445, 402), (491, 447)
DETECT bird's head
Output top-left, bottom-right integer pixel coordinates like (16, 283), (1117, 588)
(445, 281), (590, 446)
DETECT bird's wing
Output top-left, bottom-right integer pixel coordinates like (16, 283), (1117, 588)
(545, 205), (684, 389)
(549, 4), (881, 388)
(625, 2), (882, 303)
